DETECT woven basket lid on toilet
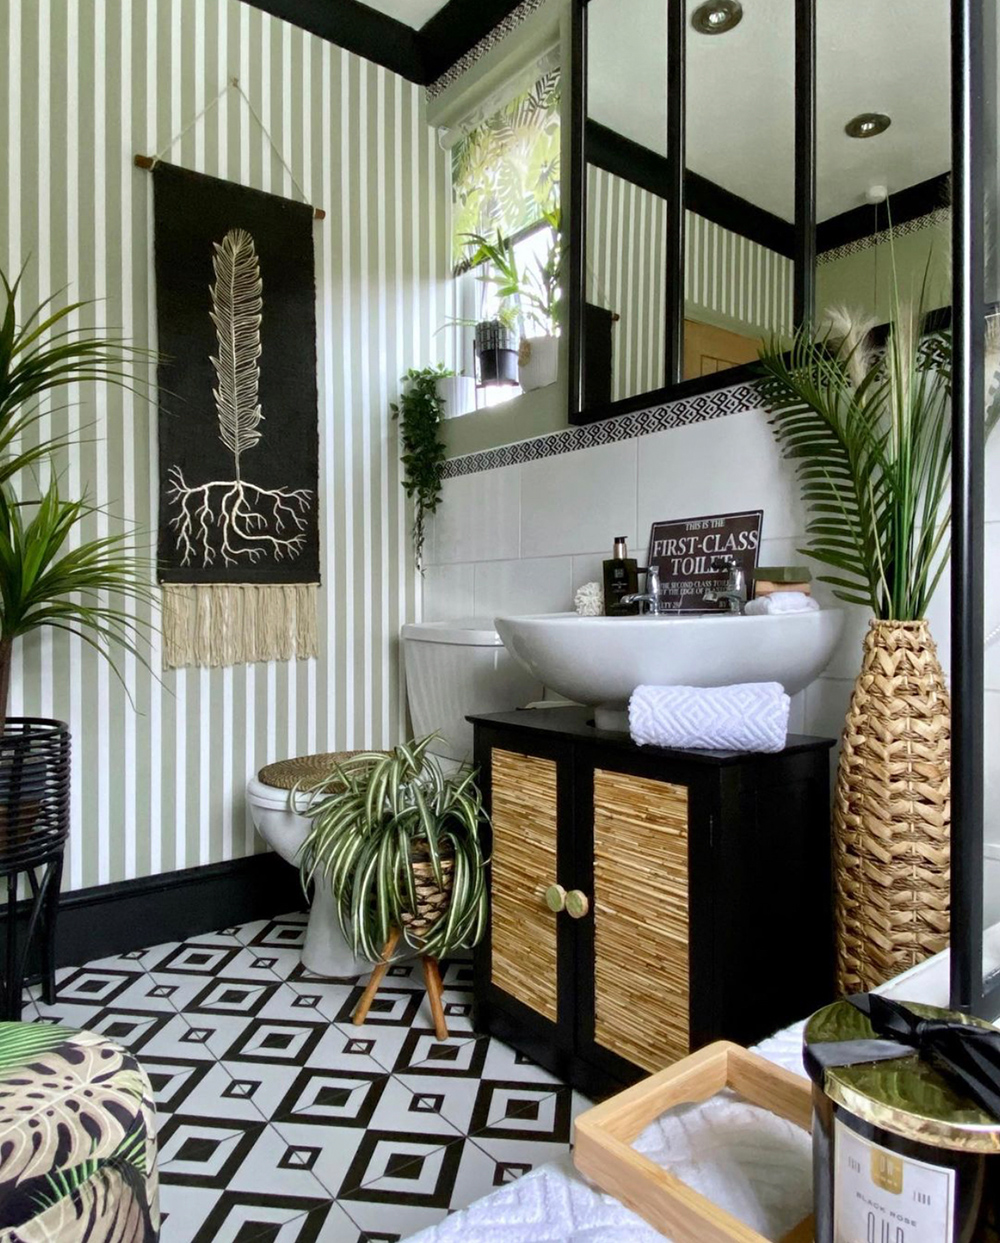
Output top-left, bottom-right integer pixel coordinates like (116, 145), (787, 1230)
(257, 750), (377, 790)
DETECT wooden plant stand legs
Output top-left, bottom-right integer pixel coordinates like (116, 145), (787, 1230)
(352, 929), (400, 1026)
(421, 955), (448, 1042)
(351, 927), (449, 1040)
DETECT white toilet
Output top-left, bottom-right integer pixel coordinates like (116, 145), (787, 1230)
(246, 618), (541, 976)
(400, 617), (543, 768)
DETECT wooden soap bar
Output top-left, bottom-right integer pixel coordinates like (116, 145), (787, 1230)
(753, 566), (812, 583)
(755, 580), (812, 596)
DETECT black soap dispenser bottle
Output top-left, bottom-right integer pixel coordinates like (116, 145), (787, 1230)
(603, 536), (639, 615)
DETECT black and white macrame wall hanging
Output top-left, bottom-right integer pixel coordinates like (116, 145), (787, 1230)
(152, 162), (321, 668)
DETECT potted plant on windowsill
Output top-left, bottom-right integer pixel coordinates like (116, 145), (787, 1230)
(463, 210), (563, 393)
(758, 290), (1000, 995)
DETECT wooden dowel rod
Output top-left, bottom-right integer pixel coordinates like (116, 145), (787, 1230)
(132, 153), (326, 220)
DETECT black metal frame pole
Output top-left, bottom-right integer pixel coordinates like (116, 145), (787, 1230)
(567, 0), (587, 421)
(950, 0), (987, 1013)
(665, 0), (685, 386)
(793, 0), (816, 328)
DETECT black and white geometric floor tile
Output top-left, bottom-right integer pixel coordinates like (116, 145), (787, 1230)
(25, 911), (590, 1243)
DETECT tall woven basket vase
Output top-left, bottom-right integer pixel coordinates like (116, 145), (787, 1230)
(834, 619), (951, 994)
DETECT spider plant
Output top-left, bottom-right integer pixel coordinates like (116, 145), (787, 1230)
(296, 737), (488, 963)
(0, 263), (155, 725)
(757, 275), (1000, 620)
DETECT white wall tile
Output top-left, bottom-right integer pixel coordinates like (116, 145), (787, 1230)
(520, 440), (638, 558)
(804, 676), (852, 742)
(474, 557), (575, 619)
(425, 467), (520, 566)
(636, 408), (806, 545)
(571, 553), (608, 594)
(788, 691), (806, 735)
(988, 692), (1000, 848)
(422, 564), (476, 622)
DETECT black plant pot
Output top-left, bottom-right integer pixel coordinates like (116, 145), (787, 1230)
(474, 320), (519, 387)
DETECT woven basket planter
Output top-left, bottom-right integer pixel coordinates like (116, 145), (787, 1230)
(834, 619), (951, 994)
(400, 843), (455, 944)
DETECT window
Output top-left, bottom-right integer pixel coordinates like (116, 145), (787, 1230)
(451, 57), (561, 265)
(446, 52), (561, 412)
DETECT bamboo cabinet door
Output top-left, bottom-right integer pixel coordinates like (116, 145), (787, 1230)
(571, 754), (716, 1084)
(472, 728), (578, 1067)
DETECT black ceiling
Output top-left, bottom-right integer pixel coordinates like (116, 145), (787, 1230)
(242, 0), (527, 86)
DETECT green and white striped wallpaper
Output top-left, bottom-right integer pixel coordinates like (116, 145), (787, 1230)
(0, 0), (450, 890)
(586, 164), (794, 402)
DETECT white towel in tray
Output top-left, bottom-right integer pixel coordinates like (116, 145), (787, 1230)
(628, 682), (790, 753)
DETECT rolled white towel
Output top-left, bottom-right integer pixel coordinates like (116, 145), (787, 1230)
(629, 682), (791, 753)
(744, 591), (818, 616)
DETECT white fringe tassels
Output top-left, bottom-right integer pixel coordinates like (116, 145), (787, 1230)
(162, 584), (319, 668)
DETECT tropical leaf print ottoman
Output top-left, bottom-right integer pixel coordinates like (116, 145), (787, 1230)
(0, 1022), (159, 1241)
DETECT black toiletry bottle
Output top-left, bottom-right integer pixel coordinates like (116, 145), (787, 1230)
(603, 536), (639, 615)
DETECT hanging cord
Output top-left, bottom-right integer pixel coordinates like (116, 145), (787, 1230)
(142, 77), (322, 218)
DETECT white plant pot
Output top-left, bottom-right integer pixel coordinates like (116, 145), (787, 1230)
(518, 335), (559, 391)
(435, 374), (477, 419)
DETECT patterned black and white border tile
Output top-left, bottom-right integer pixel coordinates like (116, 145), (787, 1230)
(817, 208), (949, 265)
(426, 0), (547, 99)
(441, 380), (762, 480)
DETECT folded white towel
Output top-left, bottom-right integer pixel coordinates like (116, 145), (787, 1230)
(744, 591), (819, 616)
(629, 682), (790, 753)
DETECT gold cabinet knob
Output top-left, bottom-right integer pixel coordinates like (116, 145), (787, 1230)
(565, 890), (590, 919)
(544, 884), (567, 913)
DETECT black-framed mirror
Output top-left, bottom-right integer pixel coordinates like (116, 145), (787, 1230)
(951, 0), (1000, 1019)
(569, 0), (954, 427)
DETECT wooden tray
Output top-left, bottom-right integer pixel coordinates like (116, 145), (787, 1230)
(574, 1040), (815, 1243)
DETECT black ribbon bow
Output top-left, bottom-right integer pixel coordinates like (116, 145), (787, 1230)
(804, 993), (1000, 1122)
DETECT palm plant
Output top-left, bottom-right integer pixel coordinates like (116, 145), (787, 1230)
(296, 737), (488, 963)
(758, 268), (1000, 992)
(0, 265), (155, 725)
(757, 290), (999, 620)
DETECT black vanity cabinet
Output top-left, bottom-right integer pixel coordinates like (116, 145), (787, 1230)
(469, 707), (835, 1098)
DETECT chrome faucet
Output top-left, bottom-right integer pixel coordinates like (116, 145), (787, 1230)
(622, 565), (666, 615)
(704, 557), (747, 614)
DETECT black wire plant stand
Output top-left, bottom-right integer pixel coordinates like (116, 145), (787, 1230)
(0, 719), (70, 1021)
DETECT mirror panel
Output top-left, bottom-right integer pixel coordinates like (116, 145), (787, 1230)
(585, 0), (669, 406)
(815, 1), (951, 325)
(683, 0), (795, 382)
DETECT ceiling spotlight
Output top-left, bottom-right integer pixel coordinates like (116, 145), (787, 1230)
(691, 1), (743, 35)
(845, 112), (892, 139)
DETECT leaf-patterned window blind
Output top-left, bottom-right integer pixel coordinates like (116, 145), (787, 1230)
(450, 58), (561, 266)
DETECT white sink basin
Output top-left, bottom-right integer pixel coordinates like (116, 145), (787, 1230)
(494, 610), (845, 731)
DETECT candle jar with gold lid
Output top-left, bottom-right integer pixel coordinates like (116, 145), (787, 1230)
(804, 997), (1000, 1243)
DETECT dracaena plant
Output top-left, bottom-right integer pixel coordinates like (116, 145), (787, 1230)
(0, 264), (155, 723)
(757, 278), (1000, 621)
(295, 737), (488, 963)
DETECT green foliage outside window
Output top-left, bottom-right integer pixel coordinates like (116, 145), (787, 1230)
(451, 65), (561, 268)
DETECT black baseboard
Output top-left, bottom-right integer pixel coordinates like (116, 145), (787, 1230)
(47, 854), (304, 970)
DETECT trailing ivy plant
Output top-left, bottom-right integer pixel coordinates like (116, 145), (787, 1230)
(391, 365), (452, 572)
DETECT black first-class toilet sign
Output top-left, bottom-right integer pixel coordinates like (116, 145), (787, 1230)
(647, 510), (763, 612)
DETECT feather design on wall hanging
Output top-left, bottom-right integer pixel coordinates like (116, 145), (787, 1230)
(210, 228), (264, 473)
(165, 225), (312, 571)
(154, 163), (320, 670)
